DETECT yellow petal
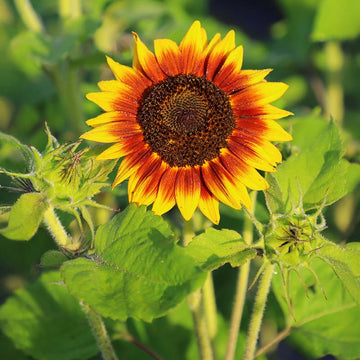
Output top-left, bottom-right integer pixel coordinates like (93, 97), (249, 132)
(236, 118), (293, 142)
(231, 82), (289, 109)
(129, 158), (167, 206)
(86, 111), (137, 127)
(152, 167), (178, 215)
(206, 30), (235, 80)
(132, 32), (165, 83)
(175, 166), (201, 221)
(179, 20), (204, 74)
(112, 149), (151, 188)
(80, 122), (141, 143)
(96, 136), (144, 160)
(154, 38), (181, 76)
(198, 184), (220, 225)
(214, 45), (243, 85)
(219, 149), (269, 191)
(106, 56), (151, 95)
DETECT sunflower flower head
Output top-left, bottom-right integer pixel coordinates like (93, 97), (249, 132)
(81, 21), (293, 224)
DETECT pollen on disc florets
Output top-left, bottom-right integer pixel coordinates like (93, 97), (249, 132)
(137, 74), (236, 168)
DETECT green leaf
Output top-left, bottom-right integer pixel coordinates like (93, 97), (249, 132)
(40, 250), (69, 268)
(0, 271), (98, 360)
(316, 242), (360, 305)
(0, 193), (48, 241)
(312, 0), (360, 41)
(268, 119), (360, 213)
(61, 204), (206, 322)
(184, 228), (257, 271)
(272, 257), (360, 359)
(265, 173), (285, 215)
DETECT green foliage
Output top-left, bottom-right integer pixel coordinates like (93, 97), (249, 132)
(317, 242), (360, 305)
(0, 271), (98, 360)
(40, 250), (69, 268)
(0, 1), (360, 359)
(266, 117), (360, 213)
(312, 0), (360, 41)
(272, 257), (360, 359)
(61, 204), (207, 321)
(185, 228), (257, 271)
(0, 193), (47, 241)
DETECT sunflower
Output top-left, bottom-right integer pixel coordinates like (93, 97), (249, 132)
(81, 21), (292, 224)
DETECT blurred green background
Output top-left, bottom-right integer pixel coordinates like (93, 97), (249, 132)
(0, 0), (359, 359)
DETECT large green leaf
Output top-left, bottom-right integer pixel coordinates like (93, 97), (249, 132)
(61, 204), (206, 321)
(312, 0), (360, 41)
(184, 228), (257, 271)
(272, 256), (360, 359)
(0, 271), (98, 360)
(0, 193), (48, 241)
(316, 242), (360, 305)
(266, 119), (360, 214)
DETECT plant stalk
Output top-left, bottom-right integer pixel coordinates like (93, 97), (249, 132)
(187, 290), (214, 360)
(14, 0), (45, 33)
(203, 272), (218, 342)
(43, 204), (69, 247)
(225, 191), (257, 360)
(184, 218), (214, 359)
(325, 41), (344, 124)
(82, 303), (119, 360)
(243, 263), (275, 360)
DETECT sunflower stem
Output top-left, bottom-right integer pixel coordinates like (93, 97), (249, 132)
(243, 263), (275, 360)
(184, 218), (214, 360)
(14, 0), (45, 33)
(325, 41), (344, 124)
(187, 289), (214, 360)
(203, 272), (218, 343)
(182, 218), (195, 247)
(82, 303), (119, 360)
(225, 191), (257, 360)
(43, 204), (70, 248)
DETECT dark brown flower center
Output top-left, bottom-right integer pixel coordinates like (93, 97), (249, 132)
(137, 74), (235, 167)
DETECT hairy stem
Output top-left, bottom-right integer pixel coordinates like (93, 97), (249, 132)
(42, 204), (69, 247)
(187, 290), (214, 360)
(82, 304), (118, 360)
(243, 263), (275, 360)
(203, 272), (218, 343)
(184, 218), (214, 359)
(225, 191), (257, 360)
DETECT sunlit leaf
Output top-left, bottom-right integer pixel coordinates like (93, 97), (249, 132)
(0, 193), (47, 241)
(61, 204), (206, 321)
(184, 228), (257, 271)
(272, 256), (360, 359)
(267, 119), (360, 213)
(312, 0), (360, 41)
(316, 242), (360, 305)
(0, 271), (98, 360)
